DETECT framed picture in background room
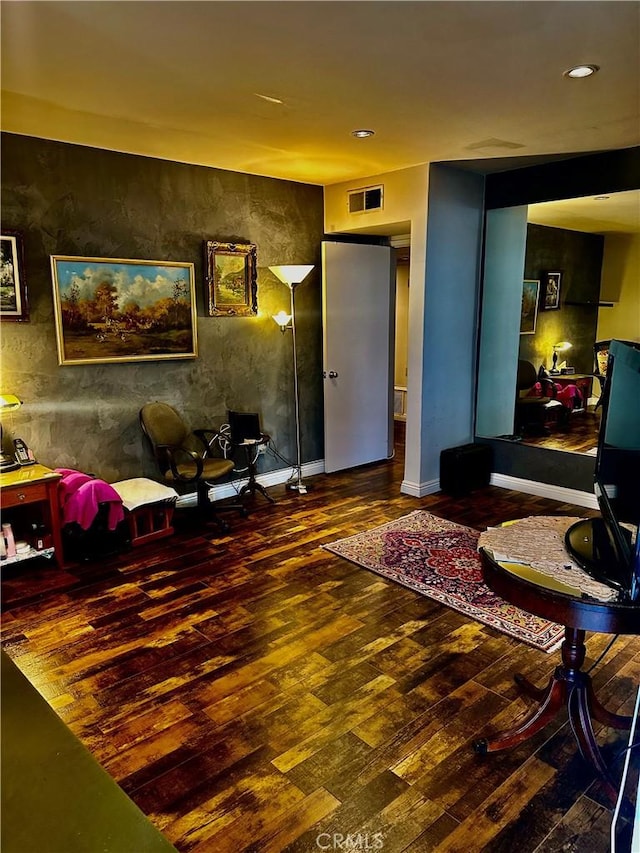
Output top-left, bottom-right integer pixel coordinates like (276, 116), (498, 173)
(542, 271), (562, 311)
(520, 279), (540, 334)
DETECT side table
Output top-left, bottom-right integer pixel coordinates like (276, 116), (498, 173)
(476, 545), (639, 802)
(0, 464), (64, 568)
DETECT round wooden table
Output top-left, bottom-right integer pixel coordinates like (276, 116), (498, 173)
(475, 546), (639, 801)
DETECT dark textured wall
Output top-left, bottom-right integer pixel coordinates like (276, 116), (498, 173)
(519, 223), (604, 374)
(1, 134), (325, 485)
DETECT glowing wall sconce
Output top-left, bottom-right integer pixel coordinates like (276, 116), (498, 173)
(272, 310), (293, 333)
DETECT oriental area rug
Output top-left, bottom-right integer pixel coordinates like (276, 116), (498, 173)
(323, 510), (564, 653)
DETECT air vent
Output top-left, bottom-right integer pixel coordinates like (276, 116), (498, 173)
(348, 184), (384, 214)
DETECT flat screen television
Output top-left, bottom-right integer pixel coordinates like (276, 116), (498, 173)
(565, 340), (640, 601)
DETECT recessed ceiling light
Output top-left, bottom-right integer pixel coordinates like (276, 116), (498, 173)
(255, 93), (284, 104)
(351, 129), (375, 138)
(594, 195), (610, 201)
(564, 64), (600, 79)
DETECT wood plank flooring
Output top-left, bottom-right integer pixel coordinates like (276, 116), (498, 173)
(2, 435), (638, 852)
(518, 410), (601, 454)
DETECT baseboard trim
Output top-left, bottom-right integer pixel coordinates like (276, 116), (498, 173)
(490, 473), (598, 510)
(175, 463), (598, 510)
(175, 459), (326, 508)
(400, 478), (440, 498)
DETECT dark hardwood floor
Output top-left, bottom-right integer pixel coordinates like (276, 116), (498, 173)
(518, 409), (602, 454)
(2, 431), (638, 852)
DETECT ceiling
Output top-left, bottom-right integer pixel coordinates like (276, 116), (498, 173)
(1, 1), (639, 188)
(528, 190), (640, 234)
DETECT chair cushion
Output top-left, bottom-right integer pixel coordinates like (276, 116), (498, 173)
(164, 457), (234, 482)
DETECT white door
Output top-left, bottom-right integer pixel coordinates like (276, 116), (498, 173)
(322, 241), (395, 473)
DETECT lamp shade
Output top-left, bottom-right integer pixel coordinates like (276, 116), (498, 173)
(554, 341), (572, 353)
(269, 265), (314, 288)
(273, 311), (292, 329)
(0, 394), (22, 411)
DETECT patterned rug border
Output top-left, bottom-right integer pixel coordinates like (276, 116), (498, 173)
(323, 510), (563, 653)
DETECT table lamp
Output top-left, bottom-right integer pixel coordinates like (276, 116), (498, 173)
(0, 394), (22, 472)
(551, 341), (572, 374)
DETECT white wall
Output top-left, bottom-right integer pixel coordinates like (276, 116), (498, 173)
(597, 233), (640, 343)
(325, 165), (430, 494)
(324, 162), (484, 494)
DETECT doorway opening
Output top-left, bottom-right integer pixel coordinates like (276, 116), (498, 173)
(393, 244), (410, 458)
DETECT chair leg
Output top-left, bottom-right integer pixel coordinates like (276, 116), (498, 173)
(196, 483), (248, 534)
(195, 482), (229, 533)
(216, 500), (250, 519)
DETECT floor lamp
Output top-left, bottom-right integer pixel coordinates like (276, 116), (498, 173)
(270, 264), (314, 494)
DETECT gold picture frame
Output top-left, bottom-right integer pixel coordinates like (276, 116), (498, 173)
(1, 230), (29, 322)
(51, 255), (198, 365)
(205, 240), (257, 317)
(520, 279), (540, 335)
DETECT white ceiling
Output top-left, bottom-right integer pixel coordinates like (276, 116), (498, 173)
(529, 190), (640, 234)
(1, 1), (639, 188)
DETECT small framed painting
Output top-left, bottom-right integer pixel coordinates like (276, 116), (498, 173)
(541, 271), (562, 311)
(205, 240), (257, 317)
(1, 230), (29, 322)
(520, 279), (540, 334)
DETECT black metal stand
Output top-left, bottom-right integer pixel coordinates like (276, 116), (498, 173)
(238, 438), (274, 504)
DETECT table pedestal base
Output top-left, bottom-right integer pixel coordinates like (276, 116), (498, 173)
(473, 627), (632, 801)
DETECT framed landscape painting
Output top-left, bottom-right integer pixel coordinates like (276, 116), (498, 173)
(50, 256), (198, 365)
(205, 240), (257, 316)
(520, 279), (540, 334)
(1, 231), (29, 321)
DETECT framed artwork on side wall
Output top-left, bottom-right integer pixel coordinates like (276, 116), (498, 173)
(520, 279), (540, 334)
(541, 271), (562, 310)
(1, 231), (29, 322)
(50, 256), (198, 365)
(205, 240), (258, 316)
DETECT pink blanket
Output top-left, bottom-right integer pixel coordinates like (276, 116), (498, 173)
(527, 381), (583, 410)
(55, 468), (124, 530)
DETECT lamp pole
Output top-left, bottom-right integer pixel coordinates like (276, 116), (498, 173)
(288, 282), (306, 493)
(269, 264), (314, 495)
